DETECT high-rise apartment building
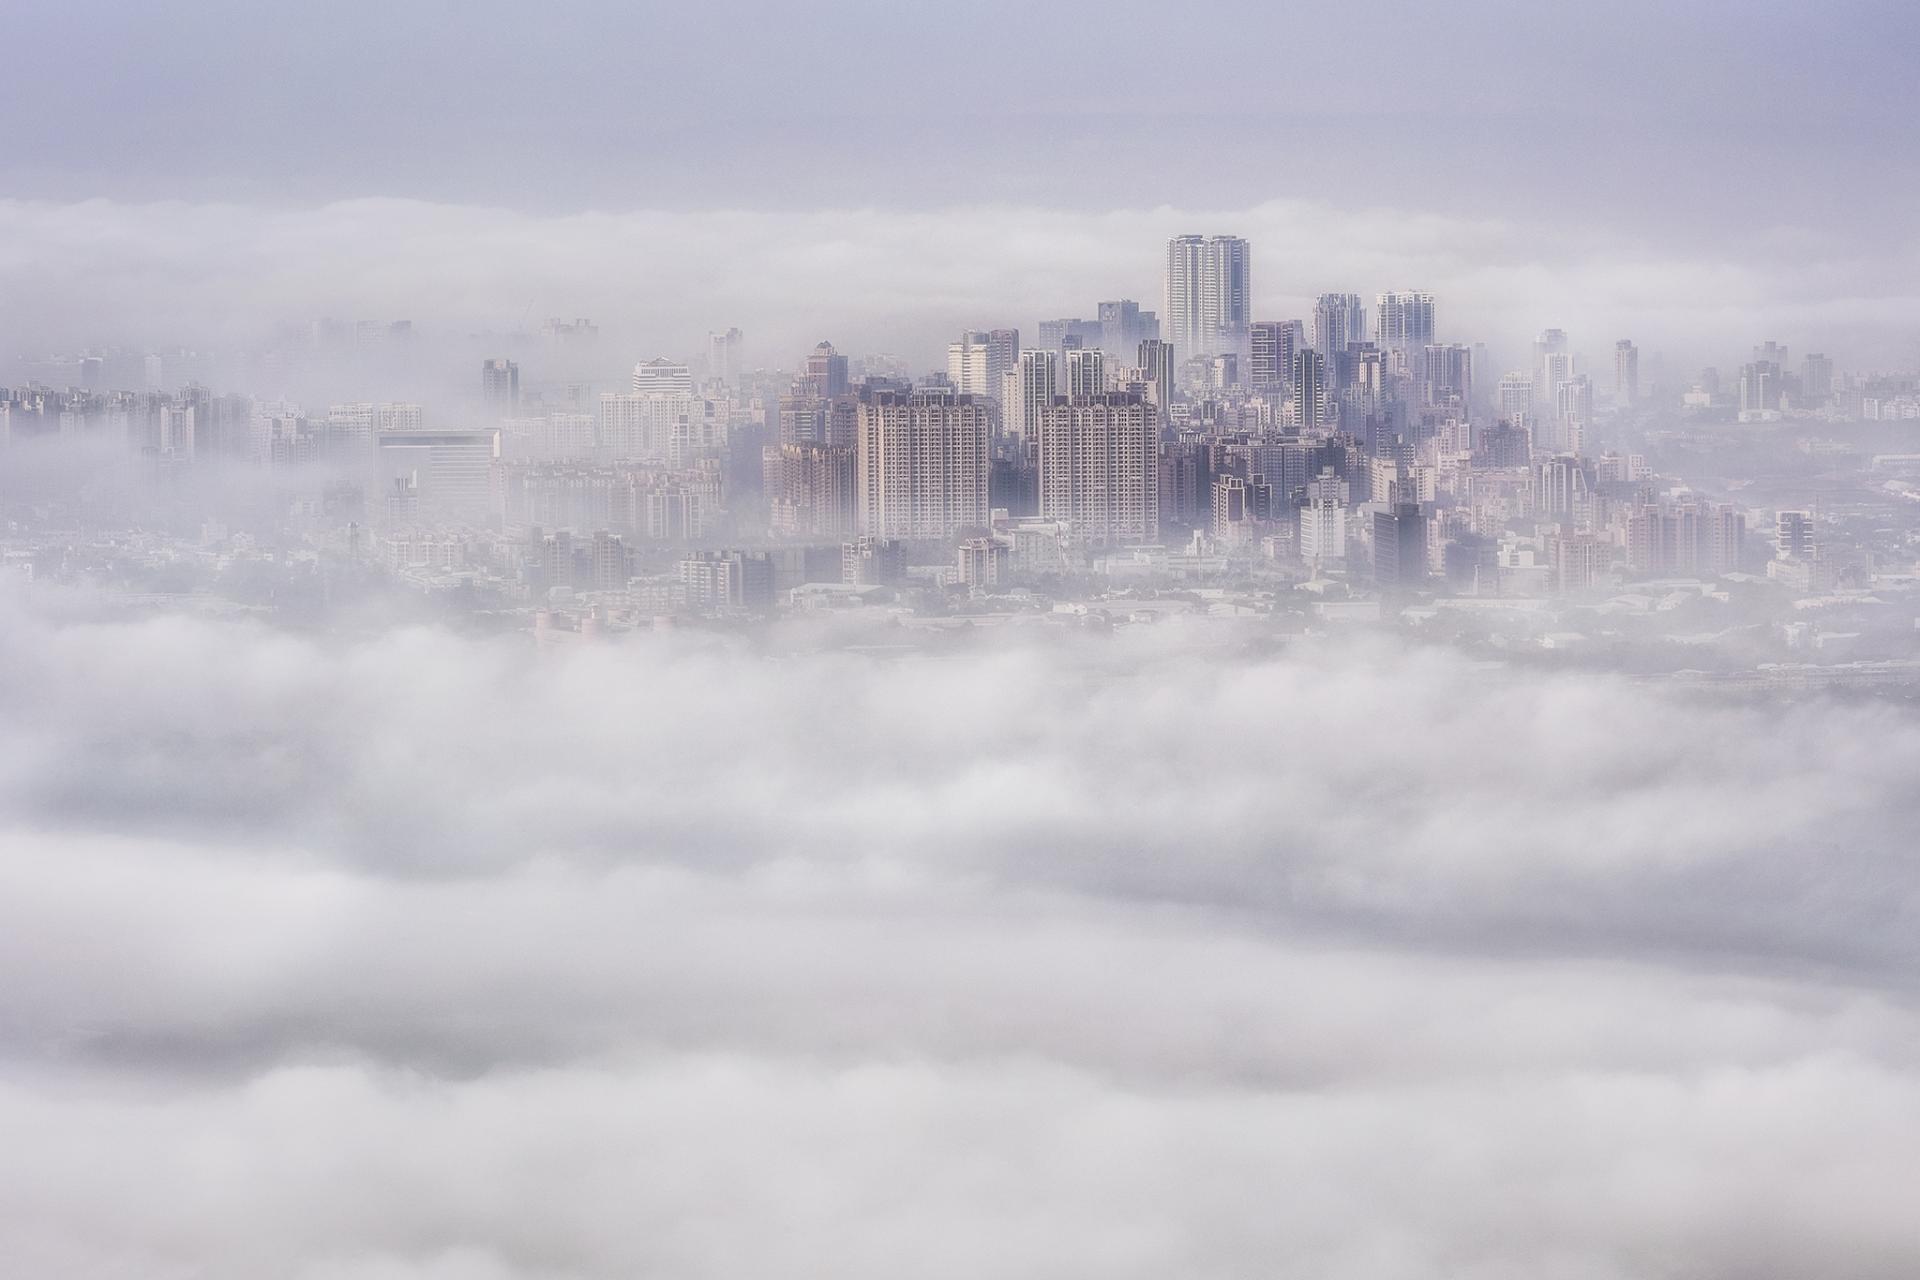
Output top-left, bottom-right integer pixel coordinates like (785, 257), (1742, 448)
(1299, 496), (1347, 565)
(948, 331), (993, 396)
(1136, 340), (1174, 422)
(1498, 373), (1535, 428)
(1421, 344), (1473, 407)
(764, 441), (856, 538)
(1065, 348), (1107, 400)
(1164, 235), (1251, 366)
(1250, 320), (1304, 390)
(1007, 349), (1060, 442)
(855, 388), (992, 539)
(1292, 349), (1329, 432)
(1555, 375), (1594, 454)
(1313, 294), (1366, 369)
(985, 328), (1021, 390)
(1034, 391), (1159, 544)
(1375, 291), (1435, 355)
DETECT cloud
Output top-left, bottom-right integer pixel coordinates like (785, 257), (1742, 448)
(1, 589), (1919, 1277)
(3, 197), (1915, 381)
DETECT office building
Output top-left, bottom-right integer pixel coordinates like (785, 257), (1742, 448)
(1614, 339), (1640, 406)
(1802, 353), (1833, 406)
(376, 429), (499, 524)
(799, 342), (850, 398)
(482, 358), (519, 411)
(707, 328), (744, 383)
(1372, 503), (1428, 587)
(1776, 510), (1815, 559)
(1097, 300), (1158, 354)
(632, 358), (694, 395)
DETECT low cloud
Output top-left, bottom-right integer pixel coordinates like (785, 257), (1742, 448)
(4, 197), (1915, 378)
(1, 590), (1918, 1277)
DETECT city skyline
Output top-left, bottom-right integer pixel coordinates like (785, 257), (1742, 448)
(4, 4), (1920, 1279)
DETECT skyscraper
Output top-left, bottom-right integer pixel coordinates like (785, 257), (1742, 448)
(1375, 292), (1436, 355)
(855, 388), (992, 539)
(1739, 362), (1779, 417)
(1802, 353), (1833, 406)
(1164, 235), (1251, 367)
(1614, 339), (1640, 406)
(1250, 320), (1304, 390)
(800, 341), (849, 399)
(1556, 374), (1594, 455)
(985, 328), (1021, 390)
(1497, 373), (1535, 431)
(1313, 294), (1366, 369)
(1136, 340), (1174, 423)
(707, 328), (744, 384)
(1007, 349), (1060, 442)
(1421, 344), (1473, 408)
(1292, 349), (1329, 432)
(1035, 391), (1159, 544)
(1533, 329), (1569, 411)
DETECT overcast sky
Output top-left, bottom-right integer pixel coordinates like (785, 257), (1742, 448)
(2, 1), (1916, 373)
(4, 0), (1916, 239)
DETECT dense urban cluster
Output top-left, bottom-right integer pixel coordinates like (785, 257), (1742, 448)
(6, 235), (1920, 682)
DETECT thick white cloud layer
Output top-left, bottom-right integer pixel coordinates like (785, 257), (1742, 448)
(1, 589), (1918, 1277)
(4, 197), (1915, 375)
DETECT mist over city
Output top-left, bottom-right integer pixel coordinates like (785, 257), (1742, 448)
(3, 3), (1920, 1278)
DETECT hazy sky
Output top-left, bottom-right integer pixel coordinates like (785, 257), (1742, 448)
(2, 1), (1916, 373)
(5, 0), (1915, 235)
